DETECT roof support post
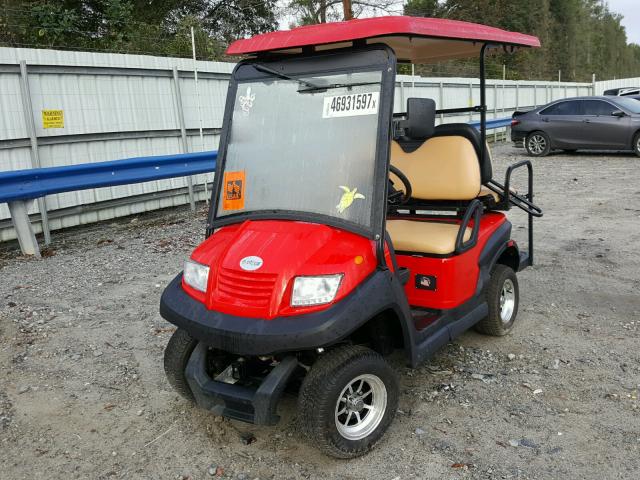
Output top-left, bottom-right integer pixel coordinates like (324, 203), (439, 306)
(18, 60), (51, 246)
(479, 44), (488, 170)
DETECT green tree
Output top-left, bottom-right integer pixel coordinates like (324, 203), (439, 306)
(0, 0), (278, 58)
(285, 0), (398, 26)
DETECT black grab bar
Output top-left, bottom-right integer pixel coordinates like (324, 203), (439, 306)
(485, 159), (543, 267)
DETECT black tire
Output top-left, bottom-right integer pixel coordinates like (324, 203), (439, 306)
(525, 131), (551, 157)
(633, 132), (640, 157)
(475, 264), (519, 336)
(297, 345), (399, 458)
(164, 328), (198, 402)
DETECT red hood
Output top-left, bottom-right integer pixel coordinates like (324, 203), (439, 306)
(187, 220), (378, 319)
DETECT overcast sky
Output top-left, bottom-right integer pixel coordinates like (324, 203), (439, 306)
(608, 0), (640, 45)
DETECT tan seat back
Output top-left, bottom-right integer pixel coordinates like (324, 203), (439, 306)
(390, 137), (481, 201)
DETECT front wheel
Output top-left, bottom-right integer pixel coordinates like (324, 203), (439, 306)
(164, 328), (198, 402)
(633, 132), (640, 157)
(525, 131), (551, 157)
(475, 264), (519, 336)
(298, 345), (398, 458)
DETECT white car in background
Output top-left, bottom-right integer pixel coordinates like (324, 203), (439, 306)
(604, 87), (640, 96)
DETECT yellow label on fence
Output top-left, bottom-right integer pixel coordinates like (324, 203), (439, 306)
(42, 110), (64, 129)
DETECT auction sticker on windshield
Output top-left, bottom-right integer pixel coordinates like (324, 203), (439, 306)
(322, 92), (379, 118)
(222, 170), (246, 211)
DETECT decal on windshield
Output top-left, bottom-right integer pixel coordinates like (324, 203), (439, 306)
(323, 92), (379, 118)
(239, 87), (255, 115)
(222, 170), (246, 211)
(336, 186), (365, 214)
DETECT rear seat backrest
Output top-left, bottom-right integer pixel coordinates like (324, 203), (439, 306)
(391, 137), (481, 201)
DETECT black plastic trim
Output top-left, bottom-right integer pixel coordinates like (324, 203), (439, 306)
(411, 294), (488, 366)
(160, 270), (414, 357)
(185, 342), (298, 425)
(455, 199), (483, 254)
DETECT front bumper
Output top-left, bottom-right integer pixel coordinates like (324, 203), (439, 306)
(185, 342), (298, 425)
(159, 271), (404, 356)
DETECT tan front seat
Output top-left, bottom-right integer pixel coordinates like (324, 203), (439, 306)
(387, 220), (472, 255)
(387, 137), (481, 255)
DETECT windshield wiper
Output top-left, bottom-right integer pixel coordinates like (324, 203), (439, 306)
(253, 63), (378, 94)
(297, 81), (380, 93)
(253, 63), (322, 90)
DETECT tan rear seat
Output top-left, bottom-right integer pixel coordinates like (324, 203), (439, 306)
(478, 186), (500, 202)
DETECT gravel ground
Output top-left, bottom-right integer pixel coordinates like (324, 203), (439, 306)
(1, 144), (639, 480)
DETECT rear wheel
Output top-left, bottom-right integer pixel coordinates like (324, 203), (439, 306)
(475, 264), (519, 336)
(164, 328), (198, 401)
(298, 345), (398, 458)
(525, 131), (551, 157)
(633, 132), (640, 157)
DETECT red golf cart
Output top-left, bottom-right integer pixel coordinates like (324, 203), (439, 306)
(160, 16), (543, 458)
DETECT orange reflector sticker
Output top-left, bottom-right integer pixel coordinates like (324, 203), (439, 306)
(354, 255), (364, 265)
(222, 170), (246, 211)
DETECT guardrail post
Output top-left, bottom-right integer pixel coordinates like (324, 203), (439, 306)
(18, 60), (51, 247)
(172, 67), (196, 211)
(8, 200), (40, 257)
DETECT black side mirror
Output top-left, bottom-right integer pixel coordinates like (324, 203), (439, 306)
(611, 110), (626, 117)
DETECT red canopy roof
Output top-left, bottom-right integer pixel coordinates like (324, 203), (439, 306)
(227, 16), (540, 63)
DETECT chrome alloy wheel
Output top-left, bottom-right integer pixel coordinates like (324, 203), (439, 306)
(499, 278), (516, 323)
(335, 374), (387, 441)
(528, 134), (547, 155)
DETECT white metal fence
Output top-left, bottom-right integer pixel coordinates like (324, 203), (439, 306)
(0, 47), (605, 243)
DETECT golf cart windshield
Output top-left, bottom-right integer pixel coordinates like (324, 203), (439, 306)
(216, 65), (384, 231)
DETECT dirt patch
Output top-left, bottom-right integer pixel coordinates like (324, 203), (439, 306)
(0, 145), (639, 479)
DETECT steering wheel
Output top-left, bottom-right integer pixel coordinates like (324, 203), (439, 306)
(388, 165), (412, 205)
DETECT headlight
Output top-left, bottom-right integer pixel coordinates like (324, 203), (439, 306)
(183, 259), (210, 293)
(291, 274), (343, 307)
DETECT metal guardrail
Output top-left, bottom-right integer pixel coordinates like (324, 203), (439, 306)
(0, 151), (217, 203)
(469, 117), (512, 129)
(0, 151), (216, 256)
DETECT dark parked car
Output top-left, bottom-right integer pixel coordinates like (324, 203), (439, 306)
(511, 96), (640, 157)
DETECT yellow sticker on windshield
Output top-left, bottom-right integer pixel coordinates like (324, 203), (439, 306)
(336, 186), (365, 214)
(223, 171), (246, 211)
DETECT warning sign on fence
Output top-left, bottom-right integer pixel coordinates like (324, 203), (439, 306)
(42, 110), (64, 129)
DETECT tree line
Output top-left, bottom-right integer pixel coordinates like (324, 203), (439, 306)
(404, 0), (640, 81)
(1, 0), (638, 81)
